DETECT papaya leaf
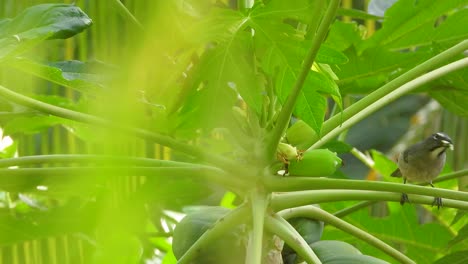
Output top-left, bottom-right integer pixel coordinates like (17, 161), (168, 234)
(360, 0), (468, 51)
(0, 4), (92, 40)
(7, 58), (110, 94)
(0, 4), (91, 60)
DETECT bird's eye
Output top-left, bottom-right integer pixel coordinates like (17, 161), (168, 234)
(434, 133), (444, 140)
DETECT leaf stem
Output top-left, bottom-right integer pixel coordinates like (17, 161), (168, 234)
(0, 85), (244, 174)
(332, 168), (468, 218)
(246, 189), (268, 264)
(0, 166), (246, 192)
(311, 40), (468, 149)
(264, 176), (468, 201)
(278, 205), (416, 264)
(264, 214), (322, 264)
(0, 154), (203, 168)
(271, 190), (468, 211)
(109, 0), (144, 30)
(265, 0), (337, 159)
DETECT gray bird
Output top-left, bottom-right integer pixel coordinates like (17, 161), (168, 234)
(391, 132), (453, 209)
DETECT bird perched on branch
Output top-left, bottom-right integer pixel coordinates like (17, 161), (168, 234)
(391, 132), (453, 209)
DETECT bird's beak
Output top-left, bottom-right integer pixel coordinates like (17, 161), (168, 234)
(442, 140), (454, 150)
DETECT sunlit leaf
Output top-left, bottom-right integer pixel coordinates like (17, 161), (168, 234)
(0, 4), (92, 40)
(361, 0), (467, 51)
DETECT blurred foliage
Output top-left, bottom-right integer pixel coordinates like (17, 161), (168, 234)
(0, 0), (467, 264)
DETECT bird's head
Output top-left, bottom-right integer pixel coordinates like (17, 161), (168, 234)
(426, 132), (453, 158)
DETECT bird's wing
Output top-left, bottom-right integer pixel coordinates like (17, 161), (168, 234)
(391, 168), (402, 177)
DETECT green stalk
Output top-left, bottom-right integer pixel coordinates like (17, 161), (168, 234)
(312, 40), (468, 148)
(278, 205), (416, 264)
(0, 85), (244, 174)
(264, 214), (322, 264)
(0, 166), (246, 192)
(332, 168), (468, 218)
(246, 189), (268, 264)
(0, 154), (204, 168)
(178, 206), (249, 264)
(264, 176), (468, 201)
(313, 57), (468, 148)
(271, 190), (468, 211)
(109, 0), (144, 30)
(265, 0), (335, 159)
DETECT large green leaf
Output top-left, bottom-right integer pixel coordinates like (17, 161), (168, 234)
(178, 9), (262, 130)
(178, 0), (346, 133)
(250, 0), (342, 134)
(6, 58), (109, 94)
(0, 4), (91, 61)
(0, 4), (92, 40)
(430, 67), (468, 117)
(360, 0), (468, 51)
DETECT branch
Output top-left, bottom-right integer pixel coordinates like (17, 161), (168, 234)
(332, 168), (468, 218)
(310, 40), (468, 148)
(265, 0), (338, 158)
(264, 176), (468, 201)
(270, 190), (468, 211)
(0, 154), (203, 168)
(0, 85), (243, 173)
(0, 166), (246, 192)
(278, 205), (416, 264)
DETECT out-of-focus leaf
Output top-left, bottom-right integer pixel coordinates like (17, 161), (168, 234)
(451, 211), (466, 226)
(0, 4), (92, 40)
(7, 58), (109, 93)
(371, 150), (398, 178)
(0, 34), (50, 61)
(2, 115), (66, 136)
(430, 67), (468, 117)
(360, 0), (467, 51)
(431, 89), (468, 117)
(0, 202), (96, 245)
(433, 250), (468, 264)
(0, 140), (16, 159)
(0, 95), (82, 136)
(448, 224), (468, 247)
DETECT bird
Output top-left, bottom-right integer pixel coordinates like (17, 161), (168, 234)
(391, 132), (453, 209)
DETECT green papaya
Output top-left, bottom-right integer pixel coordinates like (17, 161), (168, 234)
(288, 149), (342, 177)
(172, 206), (246, 264)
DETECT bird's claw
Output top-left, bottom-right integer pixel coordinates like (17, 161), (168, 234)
(432, 197), (443, 210)
(400, 193), (410, 205)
